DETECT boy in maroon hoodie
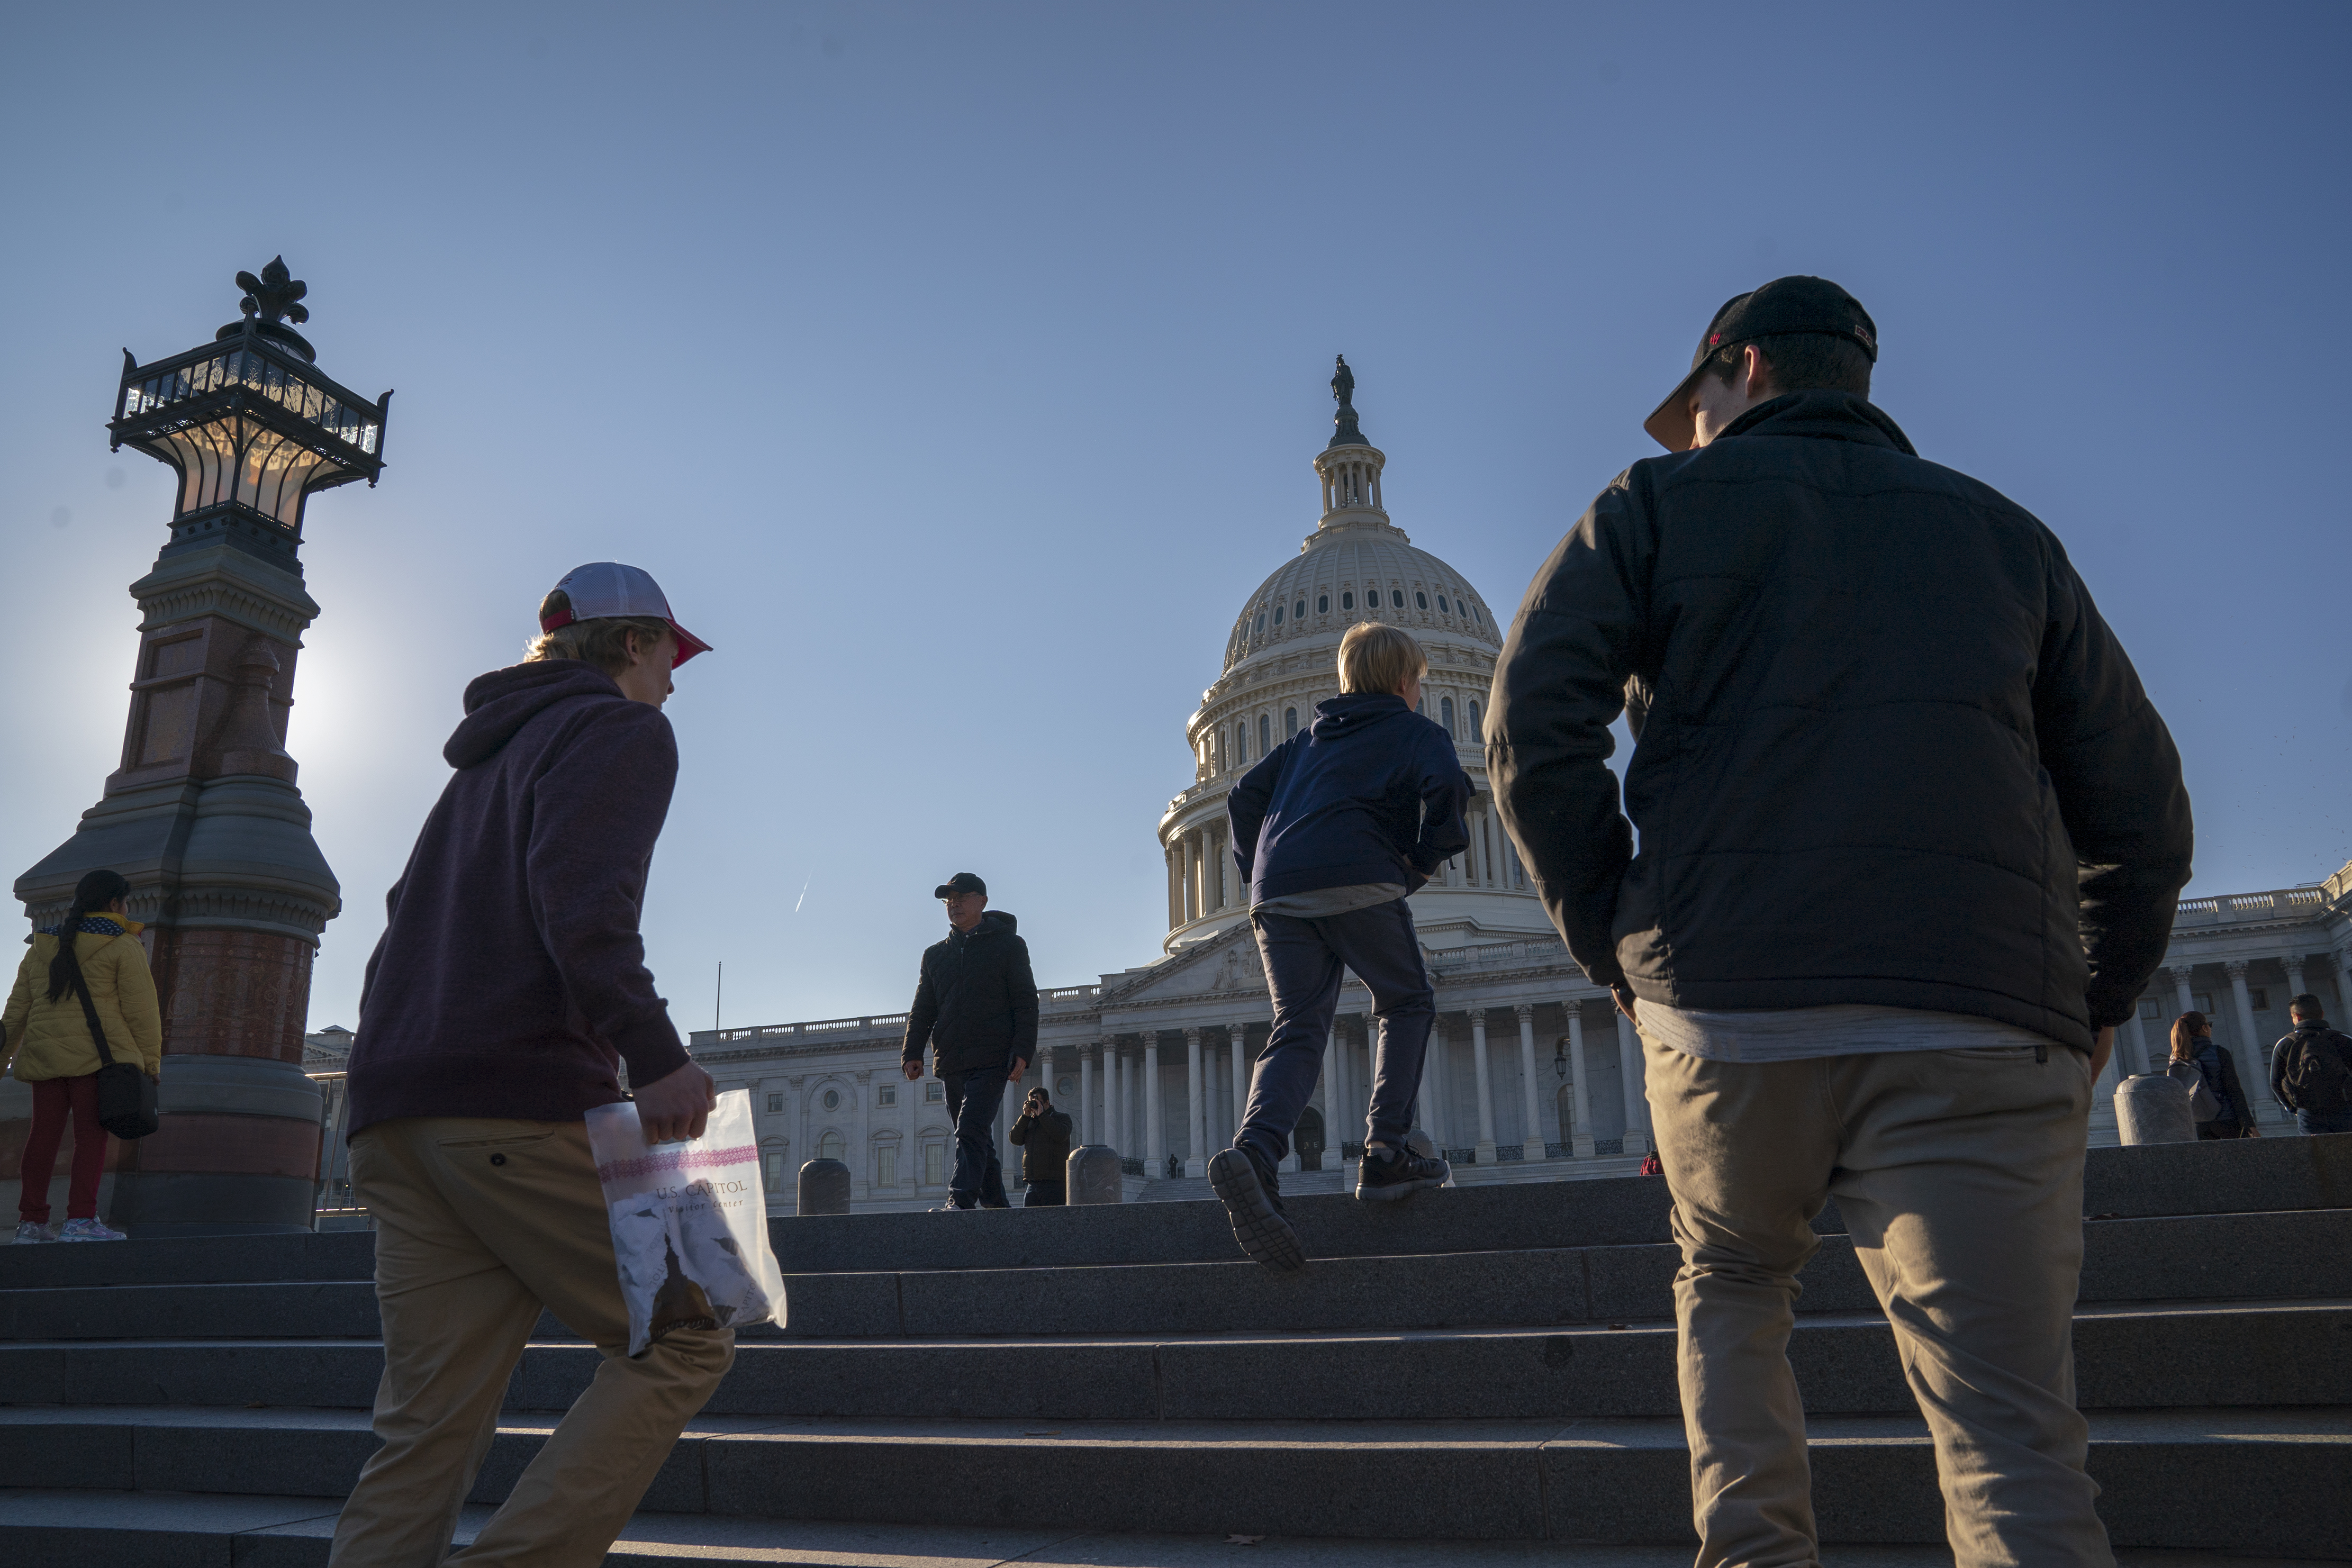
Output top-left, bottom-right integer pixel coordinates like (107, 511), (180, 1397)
(332, 564), (725, 1568)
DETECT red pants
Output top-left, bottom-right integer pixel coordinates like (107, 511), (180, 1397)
(19, 1075), (108, 1224)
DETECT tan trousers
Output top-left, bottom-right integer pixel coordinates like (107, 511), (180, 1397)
(1641, 1036), (2112, 1568)
(330, 1118), (735, 1568)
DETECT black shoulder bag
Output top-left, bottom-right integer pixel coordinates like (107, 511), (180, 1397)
(70, 974), (159, 1139)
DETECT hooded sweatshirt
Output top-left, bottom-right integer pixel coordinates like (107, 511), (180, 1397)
(349, 661), (690, 1133)
(1227, 692), (1472, 906)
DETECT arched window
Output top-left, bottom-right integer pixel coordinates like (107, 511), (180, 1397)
(1293, 599), (1306, 621)
(761, 1147), (787, 1189)
(1441, 696), (1455, 736)
(1469, 698), (1483, 741)
(817, 1129), (844, 1163)
(1233, 724), (1246, 765)
(923, 1141), (946, 1184)
(1254, 612), (1266, 634)
(875, 1144), (898, 1188)
(1416, 591), (1429, 610)
(1258, 714), (1272, 753)
(1273, 603), (1284, 626)
(1342, 591), (1355, 611)
(1284, 707), (1299, 738)
(1472, 604), (1482, 623)
(1391, 590), (1405, 608)
(1317, 594), (1329, 613)
(1436, 595), (1450, 613)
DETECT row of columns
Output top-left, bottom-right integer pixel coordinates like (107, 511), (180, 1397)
(1036, 996), (1656, 1183)
(1165, 823), (1237, 929)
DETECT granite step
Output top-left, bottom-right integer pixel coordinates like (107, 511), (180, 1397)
(3, 1134), (2344, 1293)
(8, 1296), (2335, 1422)
(1, 1404), (2343, 1552)
(2, 1489), (2322, 1568)
(6, 1209), (2347, 1345)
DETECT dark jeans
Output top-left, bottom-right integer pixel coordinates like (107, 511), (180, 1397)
(1024, 1180), (1066, 1207)
(942, 1067), (1010, 1208)
(1238, 898), (1435, 1167)
(2294, 1108), (2352, 1135)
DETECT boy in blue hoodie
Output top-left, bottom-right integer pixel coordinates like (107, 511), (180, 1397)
(1211, 622), (1471, 1270)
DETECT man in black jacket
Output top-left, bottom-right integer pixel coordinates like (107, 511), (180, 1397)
(901, 873), (1037, 1210)
(1490, 277), (2191, 1567)
(2271, 994), (2352, 1136)
(1010, 1086), (1075, 1205)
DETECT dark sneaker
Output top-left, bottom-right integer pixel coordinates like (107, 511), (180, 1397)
(1209, 1145), (1304, 1272)
(1355, 1144), (1450, 1202)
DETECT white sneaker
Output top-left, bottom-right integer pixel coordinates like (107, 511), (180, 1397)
(12, 1222), (55, 1245)
(57, 1218), (126, 1242)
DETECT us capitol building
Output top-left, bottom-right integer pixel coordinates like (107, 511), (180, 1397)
(683, 370), (2352, 1212)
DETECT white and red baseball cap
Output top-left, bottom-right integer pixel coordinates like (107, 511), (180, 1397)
(540, 562), (712, 668)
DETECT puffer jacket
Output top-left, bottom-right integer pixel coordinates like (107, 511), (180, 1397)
(901, 911), (1039, 1077)
(3, 916), (165, 1081)
(1488, 391), (2192, 1052)
(1010, 1103), (1074, 1184)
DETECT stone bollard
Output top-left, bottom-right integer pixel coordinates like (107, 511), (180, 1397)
(798, 1158), (852, 1216)
(1068, 1145), (1124, 1206)
(2115, 1073), (2196, 1145)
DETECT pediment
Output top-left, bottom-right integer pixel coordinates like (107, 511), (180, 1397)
(1098, 923), (1268, 1005)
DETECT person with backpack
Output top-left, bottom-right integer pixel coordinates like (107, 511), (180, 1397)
(3, 868), (162, 1243)
(2269, 993), (2352, 1136)
(2172, 1012), (2257, 1140)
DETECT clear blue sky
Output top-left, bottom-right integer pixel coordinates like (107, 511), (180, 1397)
(3, 4), (2346, 1036)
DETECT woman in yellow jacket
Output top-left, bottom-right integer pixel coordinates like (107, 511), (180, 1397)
(2, 869), (162, 1242)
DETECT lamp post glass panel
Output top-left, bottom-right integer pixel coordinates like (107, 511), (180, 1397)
(109, 257), (392, 570)
(7, 259), (390, 1239)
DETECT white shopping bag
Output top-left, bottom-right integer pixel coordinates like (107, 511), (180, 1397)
(585, 1088), (788, 1355)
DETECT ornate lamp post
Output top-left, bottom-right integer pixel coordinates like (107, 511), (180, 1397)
(10, 259), (390, 1236)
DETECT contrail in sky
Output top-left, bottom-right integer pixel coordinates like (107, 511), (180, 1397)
(793, 874), (812, 914)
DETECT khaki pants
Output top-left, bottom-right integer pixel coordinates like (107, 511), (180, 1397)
(331, 1118), (735, 1568)
(1641, 1037), (2112, 1568)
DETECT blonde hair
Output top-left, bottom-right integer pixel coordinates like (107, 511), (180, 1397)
(1337, 622), (1426, 695)
(526, 590), (672, 676)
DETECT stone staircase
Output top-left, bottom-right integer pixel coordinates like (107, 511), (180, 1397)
(0, 1137), (2347, 1565)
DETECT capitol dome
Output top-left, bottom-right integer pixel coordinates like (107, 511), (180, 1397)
(1156, 365), (1552, 951)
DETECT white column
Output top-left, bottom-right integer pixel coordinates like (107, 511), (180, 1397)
(1515, 1004), (1543, 1159)
(1616, 1010), (1648, 1156)
(2169, 963), (2196, 1019)
(1566, 1008), (1596, 1157)
(2089, 1038), (2122, 1136)
(2226, 961), (2283, 1123)
(2122, 1002), (2152, 1076)
(1184, 1027), (1206, 1175)
(1109, 1043), (1124, 1155)
(1333, 1017), (1356, 1158)
(2283, 956), (2309, 1013)
(1078, 1046), (1095, 1145)
(1179, 836), (1197, 925)
(1145, 1034), (1165, 1173)
(2337, 948), (2352, 1026)
(1469, 1008), (1498, 1166)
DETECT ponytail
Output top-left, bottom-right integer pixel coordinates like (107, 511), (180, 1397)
(46, 869), (131, 1004)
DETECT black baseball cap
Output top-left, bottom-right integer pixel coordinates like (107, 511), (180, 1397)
(933, 872), (987, 899)
(1643, 276), (1878, 453)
